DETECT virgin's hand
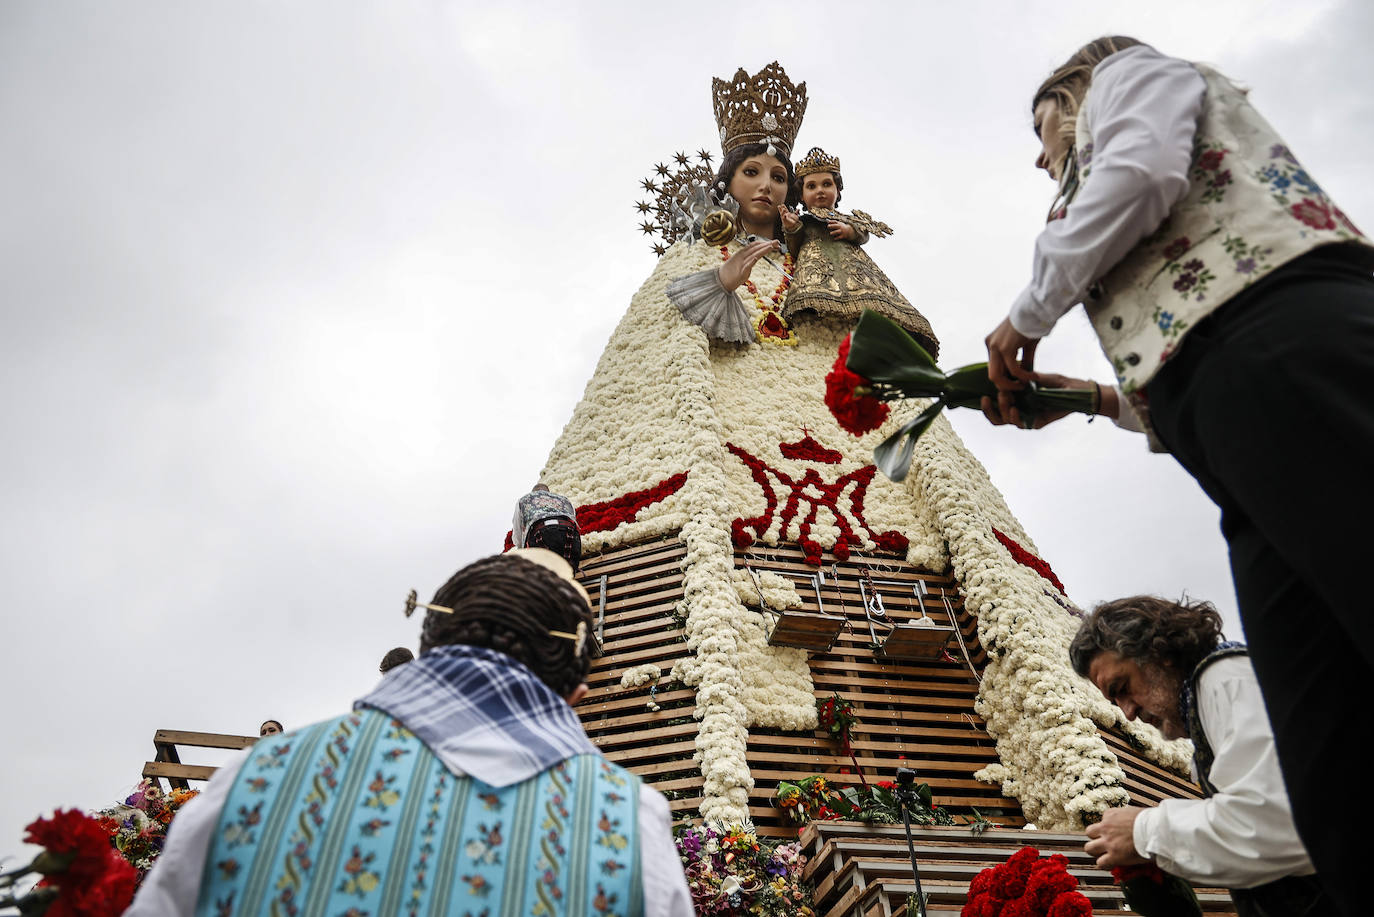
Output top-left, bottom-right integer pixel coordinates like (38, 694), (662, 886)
(1083, 808), (1148, 869)
(779, 206), (801, 233)
(985, 317), (1039, 392)
(827, 219), (855, 241)
(718, 239), (781, 291)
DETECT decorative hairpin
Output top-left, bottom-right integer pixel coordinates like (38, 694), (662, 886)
(403, 591), (589, 657)
(549, 620), (589, 658)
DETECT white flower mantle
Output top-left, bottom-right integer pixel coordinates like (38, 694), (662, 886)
(539, 238), (1187, 828)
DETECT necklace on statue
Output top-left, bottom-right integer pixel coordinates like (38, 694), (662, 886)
(720, 245), (796, 346)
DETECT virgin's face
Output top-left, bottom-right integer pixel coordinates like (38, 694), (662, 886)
(1033, 98), (1070, 181)
(728, 153), (789, 235)
(801, 172), (838, 210)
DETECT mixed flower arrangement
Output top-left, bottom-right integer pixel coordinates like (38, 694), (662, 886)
(0, 809), (138, 917)
(815, 694), (858, 749)
(962, 846), (1092, 917)
(674, 823), (814, 916)
(773, 775), (954, 828)
(95, 779), (200, 879)
(825, 310), (1095, 480)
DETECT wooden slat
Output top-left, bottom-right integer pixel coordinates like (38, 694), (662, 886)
(573, 537), (1027, 836)
(800, 822), (1238, 917)
(154, 730), (258, 750)
(142, 761), (220, 782)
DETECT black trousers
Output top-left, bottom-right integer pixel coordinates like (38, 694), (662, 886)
(1148, 245), (1374, 917)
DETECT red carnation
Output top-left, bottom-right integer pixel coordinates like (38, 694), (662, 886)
(24, 810), (116, 882)
(24, 809), (138, 917)
(872, 531), (910, 555)
(730, 518), (754, 549)
(1047, 891), (1093, 917)
(1112, 863), (1167, 885)
(825, 335), (889, 436)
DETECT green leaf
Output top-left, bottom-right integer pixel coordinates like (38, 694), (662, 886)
(942, 362), (998, 409)
(873, 400), (945, 482)
(846, 310), (945, 391)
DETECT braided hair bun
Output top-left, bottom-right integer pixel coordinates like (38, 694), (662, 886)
(420, 550), (593, 696)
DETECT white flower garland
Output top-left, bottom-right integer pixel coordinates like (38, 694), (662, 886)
(906, 414), (1191, 829)
(620, 663), (662, 690)
(731, 568), (802, 610)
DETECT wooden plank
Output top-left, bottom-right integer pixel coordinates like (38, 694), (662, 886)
(143, 761), (219, 782)
(153, 729), (258, 750)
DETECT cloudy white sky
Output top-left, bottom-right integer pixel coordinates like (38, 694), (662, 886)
(3, 0), (1370, 865)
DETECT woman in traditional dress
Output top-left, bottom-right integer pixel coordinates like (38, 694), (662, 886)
(981, 36), (1374, 916)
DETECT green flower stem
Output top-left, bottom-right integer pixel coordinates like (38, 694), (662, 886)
(846, 310), (1096, 480)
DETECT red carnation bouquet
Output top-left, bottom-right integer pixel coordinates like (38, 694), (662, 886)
(0, 809), (138, 917)
(824, 310), (1096, 481)
(962, 847), (1092, 917)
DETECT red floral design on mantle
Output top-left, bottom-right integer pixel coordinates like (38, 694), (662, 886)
(992, 527), (1066, 595)
(779, 431), (843, 465)
(503, 471), (690, 550)
(727, 441), (909, 566)
(577, 471), (690, 534)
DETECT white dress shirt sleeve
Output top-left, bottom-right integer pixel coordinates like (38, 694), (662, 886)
(124, 747), (252, 916)
(1009, 45), (1206, 338)
(1132, 655), (1314, 887)
(638, 784), (694, 917)
(1109, 386), (1144, 434)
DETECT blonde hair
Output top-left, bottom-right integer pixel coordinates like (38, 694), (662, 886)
(1032, 36), (1144, 173)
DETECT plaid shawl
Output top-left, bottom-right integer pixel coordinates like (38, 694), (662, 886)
(355, 644), (600, 787)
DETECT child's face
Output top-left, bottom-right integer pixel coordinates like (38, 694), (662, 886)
(801, 172), (838, 210)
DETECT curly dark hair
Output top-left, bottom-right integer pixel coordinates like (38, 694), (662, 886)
(1069, 595), (1224, 678)
(419, 553), (593, 696)
(379, 646), (414, 674)
(713, 142), (798, 238)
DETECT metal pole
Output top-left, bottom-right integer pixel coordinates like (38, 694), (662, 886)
(896, 768), (928, 917)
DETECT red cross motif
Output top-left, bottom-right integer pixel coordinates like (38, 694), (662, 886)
(726, 441), (909, 566)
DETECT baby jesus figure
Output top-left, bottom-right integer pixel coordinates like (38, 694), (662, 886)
(780, 147), (939, 358)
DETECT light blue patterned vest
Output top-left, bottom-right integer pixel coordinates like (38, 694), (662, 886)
(197, 709), (641, 917)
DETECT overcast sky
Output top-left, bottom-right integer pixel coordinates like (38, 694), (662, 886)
(2, 0), (1370, 864)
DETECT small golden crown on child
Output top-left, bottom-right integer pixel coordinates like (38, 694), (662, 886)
(795, 147), (842, 178)
(711, 61), (808, 158)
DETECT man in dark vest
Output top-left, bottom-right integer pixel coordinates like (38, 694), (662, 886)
(127, 549), (692, 916)
(1069, 596), (1327, 917)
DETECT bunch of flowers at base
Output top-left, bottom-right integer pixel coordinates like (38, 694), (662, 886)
(96, 778), (201, 880)
(0, 809), (137, 917)
(773, 775), (954, 828)
(674, 823), (814, 917)
(825, 310), (1096, 480)
(962, 846), (1092, 917)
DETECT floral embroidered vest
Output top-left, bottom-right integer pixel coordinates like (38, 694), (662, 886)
(197, 709), (641, 917)
(1074, 64), (1372, 397)
(1179, 642), (1248, 796)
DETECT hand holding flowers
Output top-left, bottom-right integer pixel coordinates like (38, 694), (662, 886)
(825, 310), (1097, 480)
